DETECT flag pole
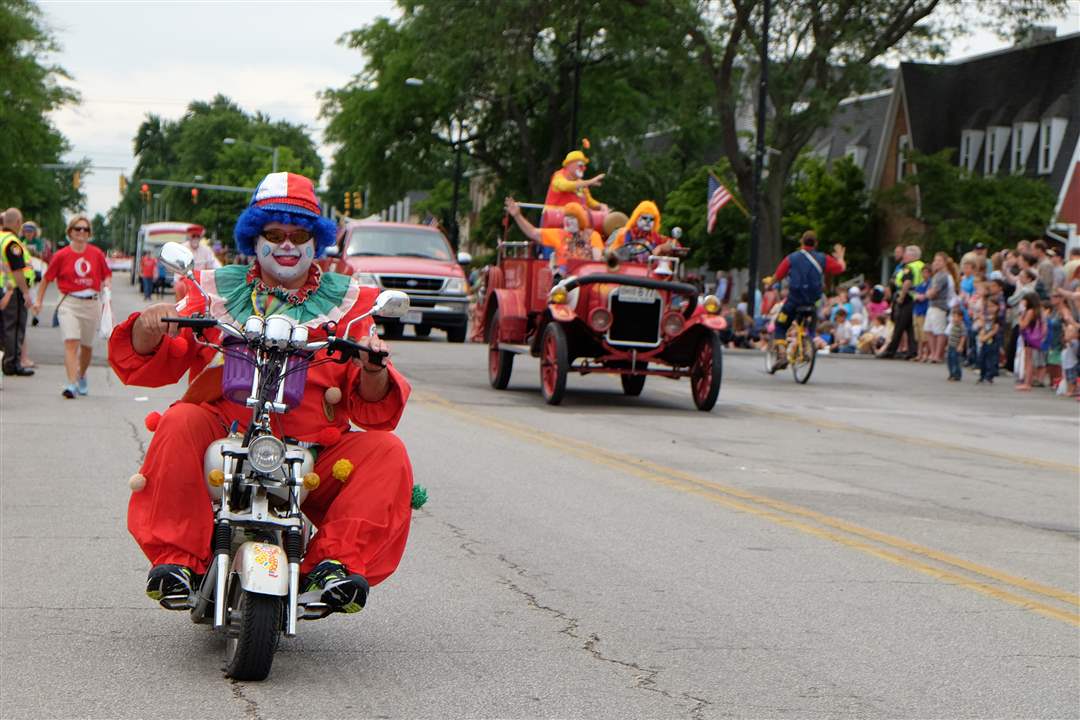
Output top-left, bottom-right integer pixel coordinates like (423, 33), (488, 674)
(709, 169), (750, 218)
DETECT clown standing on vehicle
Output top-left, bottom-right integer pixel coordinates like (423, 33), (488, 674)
(542, 141), (608, 226)
(108, 172), (415, 615)
(606, 200), (682, 263)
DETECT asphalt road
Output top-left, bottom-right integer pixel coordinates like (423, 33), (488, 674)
(2, 278), (1078, 719)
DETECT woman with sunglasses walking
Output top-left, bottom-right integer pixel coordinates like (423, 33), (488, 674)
(32, 215), (112, 398)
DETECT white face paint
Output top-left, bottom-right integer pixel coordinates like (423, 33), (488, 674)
(256, 223), (316, 286)
(573, 162), (586, 179)
(637, 215), (655, 232)
(563, 216), (580, 234)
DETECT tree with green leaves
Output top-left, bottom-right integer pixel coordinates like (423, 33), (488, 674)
(880, 149), (1056, 256)
(782, 155), (877, 276)
(322, 1), (719, 221)
(0, 0), (85, 239)
(669, 0), (1068, 273)
(111, 95), (322, 246)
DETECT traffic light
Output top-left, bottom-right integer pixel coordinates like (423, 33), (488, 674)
(351, 191), (363, 211)
(140, 183), (151, 203)
(72, 170), (81, 190)
(191, 187), (199, 204)
(119, 174), (128, 195)
(344, 192), (352, 215)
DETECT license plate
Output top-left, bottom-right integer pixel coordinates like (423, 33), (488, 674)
(617, 286), (658, 303)
(402, 310), (423, 325)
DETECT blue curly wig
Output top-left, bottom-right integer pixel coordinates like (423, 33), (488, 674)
(234, 207), (337, 257)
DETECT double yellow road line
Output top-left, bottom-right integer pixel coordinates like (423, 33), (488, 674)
(416, 392), (1080, 627)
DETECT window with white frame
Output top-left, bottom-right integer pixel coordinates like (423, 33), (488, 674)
(1038, 117), (1067, 174)
(959, 129), (985, 172)
(1011, 121), (1038, 172)
(984, 126), (1010, 175)
(845, 143), (867, 169)
(896, 134), (910, 181)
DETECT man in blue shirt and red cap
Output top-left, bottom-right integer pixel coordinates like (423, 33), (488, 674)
(768, 230), (846, 367)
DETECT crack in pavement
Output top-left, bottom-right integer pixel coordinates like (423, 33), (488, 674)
(435, 515), (713, 718)
(122, 417), (148, 466)
(230, 681), (261, 720)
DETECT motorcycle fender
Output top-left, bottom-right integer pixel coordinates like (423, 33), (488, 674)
(231, 541), (289, 596)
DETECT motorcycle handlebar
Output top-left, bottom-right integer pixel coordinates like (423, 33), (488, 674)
(162, 316), (219, 330)
(327, 336), (388, 367)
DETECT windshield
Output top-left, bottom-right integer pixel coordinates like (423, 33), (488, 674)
(147, 231), (192, 248)
(346, 227), (452, 261)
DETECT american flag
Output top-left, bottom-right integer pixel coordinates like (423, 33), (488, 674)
(706, 174), (733, 233)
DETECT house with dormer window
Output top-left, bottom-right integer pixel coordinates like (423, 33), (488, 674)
(873, 31), (1080, 250)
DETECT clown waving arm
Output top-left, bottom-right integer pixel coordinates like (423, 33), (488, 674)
(504, 198), (541, 242)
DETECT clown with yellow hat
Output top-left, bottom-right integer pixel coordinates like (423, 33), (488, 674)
(543, 139), (608, 220)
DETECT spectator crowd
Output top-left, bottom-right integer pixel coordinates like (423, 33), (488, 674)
(714, 239), (1080, 399)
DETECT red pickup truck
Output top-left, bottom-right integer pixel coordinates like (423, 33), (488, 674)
(323, 220), (471, 342)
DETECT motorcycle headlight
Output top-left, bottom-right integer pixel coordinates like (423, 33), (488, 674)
(353, 272), (379, 288)
(247, 435), (285, 475)
(444, 277), (466, 294)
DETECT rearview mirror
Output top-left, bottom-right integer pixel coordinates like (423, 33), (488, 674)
(457, 251), (472, 266)
(672, 227), (683, 240)
(323, 245), (340, 258)
(159, 242), (194, 276)
(372, 290), (410, 318)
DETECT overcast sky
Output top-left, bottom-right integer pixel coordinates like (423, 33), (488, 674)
(39, 0), (1080, 220)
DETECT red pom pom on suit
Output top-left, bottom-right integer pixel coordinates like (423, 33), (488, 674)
(144, 411), (161, 432)
(317, 427), (341, 447)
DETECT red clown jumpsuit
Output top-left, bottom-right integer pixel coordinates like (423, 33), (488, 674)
(109, 279), (414, 584)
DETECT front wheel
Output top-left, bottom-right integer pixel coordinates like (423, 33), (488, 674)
(764, 340), (780, 374)
(791, 333), (816, 384)
(223, 583), (281, 681)
(488, 310), (514, 389)
(540, 322), (569, 405)
(446, 325), (467, 343)
(690, 331), (723, 411)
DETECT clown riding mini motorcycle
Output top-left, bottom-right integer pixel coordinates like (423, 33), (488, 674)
(153, 241), (410, 681)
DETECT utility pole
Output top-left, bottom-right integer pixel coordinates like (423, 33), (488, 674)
(570, 15), (583, 146)
(449, 123), (463, 253)
(748, 0), (770, 312)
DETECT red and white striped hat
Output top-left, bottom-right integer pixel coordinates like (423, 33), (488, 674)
(250, 172), (322, 216)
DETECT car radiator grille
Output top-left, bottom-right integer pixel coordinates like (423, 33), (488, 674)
(608, 297), (662, 345)
(379, 276), (445, 292)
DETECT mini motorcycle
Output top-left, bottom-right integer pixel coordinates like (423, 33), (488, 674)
(154, 241), (410, 680)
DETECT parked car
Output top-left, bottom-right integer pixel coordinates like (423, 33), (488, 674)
(129, 221), (204, 290)
(472, 233), (727, 411)
(323, 220), (472, 342)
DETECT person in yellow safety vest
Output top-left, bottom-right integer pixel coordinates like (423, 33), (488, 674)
(880, 244), (925, 359)
(1, 207), (36, 376)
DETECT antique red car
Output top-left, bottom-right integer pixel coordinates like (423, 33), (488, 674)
(472, 238), (727, 410)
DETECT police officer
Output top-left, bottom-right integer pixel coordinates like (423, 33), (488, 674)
(768, 230), (846, 368)
(1, 208), (35, 376)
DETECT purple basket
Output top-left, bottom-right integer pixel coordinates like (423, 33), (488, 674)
(222, 340), (309, 408)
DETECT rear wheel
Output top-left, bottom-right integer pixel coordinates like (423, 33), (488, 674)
(223, 581), (281, 681)
(540, 322), (569, 405)
(792, 332), (816, 384)
(414, 324), (431, 338)
(690, 331), (723, 411)
(620, 373), (646, 396)
(488, 310), (514, 390)
(446, 325), (467, 343)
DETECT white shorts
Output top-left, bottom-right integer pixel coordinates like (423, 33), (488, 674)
(924, 306), (948, 336)
(58, 296), (100, 346)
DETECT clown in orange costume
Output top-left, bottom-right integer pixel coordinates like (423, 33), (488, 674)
(606, 200), (682, 263)
(109, 172), (414, 615)
(543, 145), (609, 216)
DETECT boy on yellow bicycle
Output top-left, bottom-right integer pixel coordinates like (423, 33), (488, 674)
(768, 231), (846, 368)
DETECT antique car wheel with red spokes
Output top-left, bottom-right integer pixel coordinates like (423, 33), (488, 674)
(690, 330), (723, 411)
(487, 309), (514, 389)
(540, 322), (569, 405)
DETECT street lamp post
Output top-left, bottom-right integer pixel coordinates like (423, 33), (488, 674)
(749, 0), (771, 310)
(223, 137), (279, 173)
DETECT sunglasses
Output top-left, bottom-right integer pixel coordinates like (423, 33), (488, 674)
(71, 226), (91, 233)
(261, 229), (312, 244)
